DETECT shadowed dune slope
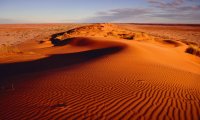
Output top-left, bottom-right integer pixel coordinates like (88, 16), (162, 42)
(0, 24), (200, 120)
(0, 37), (126, 85)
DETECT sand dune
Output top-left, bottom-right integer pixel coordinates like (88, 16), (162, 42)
(0, 24), (200, 120)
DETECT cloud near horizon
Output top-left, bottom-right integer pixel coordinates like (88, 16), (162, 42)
(81, 8), (151, 23)
(81, 0), (200, 23)
(0, 0), (200, 24)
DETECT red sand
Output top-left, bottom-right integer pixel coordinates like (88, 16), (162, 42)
(0, 24), (199, 120)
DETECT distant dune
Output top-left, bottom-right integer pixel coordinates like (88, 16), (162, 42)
(119, 23), (200, 45)
(0, 23), (199, 120)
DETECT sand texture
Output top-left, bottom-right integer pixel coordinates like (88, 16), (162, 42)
(0, 24), (200, 120)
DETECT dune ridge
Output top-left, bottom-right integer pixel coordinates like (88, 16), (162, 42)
(0, 24), (200, 120)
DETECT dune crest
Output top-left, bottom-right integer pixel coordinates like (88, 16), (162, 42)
(0, 24), (200, 120)
(54, 23), (150, 41)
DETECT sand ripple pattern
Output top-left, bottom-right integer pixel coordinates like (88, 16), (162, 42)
(0, 36), (200, 120)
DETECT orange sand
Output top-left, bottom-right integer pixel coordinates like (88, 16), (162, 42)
(0, 24), (199, 120)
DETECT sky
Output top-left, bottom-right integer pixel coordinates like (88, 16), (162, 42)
(0, 0), (200, 24)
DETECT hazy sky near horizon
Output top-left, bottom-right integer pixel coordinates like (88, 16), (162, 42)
(0, 0), (200, 23)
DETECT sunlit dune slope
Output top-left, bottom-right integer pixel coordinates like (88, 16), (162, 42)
(0, 24), (199, 120)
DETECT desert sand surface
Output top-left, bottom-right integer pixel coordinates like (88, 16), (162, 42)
(119, 24), (200, 45)
(0, 23), (200, 120)
(0, 24), (87, 45)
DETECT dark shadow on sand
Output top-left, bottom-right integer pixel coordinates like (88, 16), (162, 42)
(50, 32), (72, 46)
(50, 26), (83, 46)
(0, 27), (126, 88)
(0, 46), (124, 86)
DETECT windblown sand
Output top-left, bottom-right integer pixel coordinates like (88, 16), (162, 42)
(119, 24), (200, 45)
(0, 24), (199, 120)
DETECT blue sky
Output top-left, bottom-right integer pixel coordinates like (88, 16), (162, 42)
(0, 0), (200, 23)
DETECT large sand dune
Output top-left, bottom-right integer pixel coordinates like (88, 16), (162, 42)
(0, 24), (200, 120)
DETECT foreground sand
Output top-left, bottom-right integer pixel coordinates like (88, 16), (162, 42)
(0, 24), (200, 120)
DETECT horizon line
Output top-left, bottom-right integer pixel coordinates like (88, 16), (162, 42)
(0, 22), (200, 25)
